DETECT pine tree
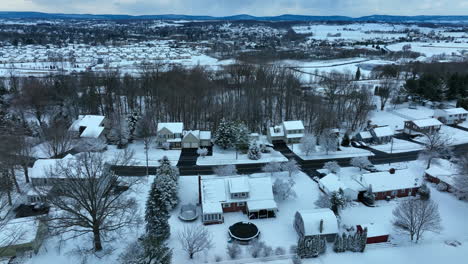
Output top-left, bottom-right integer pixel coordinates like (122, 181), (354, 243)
(156, 156), (179, 209)
(363, 184), (375, 205)
(247, 142), (262, 160)
(215, 119), (235, 149)
(126, 111), (140, 141)
(157, 156), (179, 182)
(145, 177), (171, 241)
(356, 67), (361, 80)
(346, 232), (355, 252)
(418, 183), (431, 200)
(235, 122), (250, 152)
(333, 234), (345, 253)
(359, 228), (368, 252)
(330, 188), (346, 215)
(341, 133), (350, 147)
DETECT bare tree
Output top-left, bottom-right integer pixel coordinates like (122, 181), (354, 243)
(419, 131), (452, 169)
(350, 157), (372, 171)
(43, 150), (139, 251)
(323, 161), (341, 174)
(376, 79), (397, 111)
(273, 177), (297, 201)
(40, 120), (74, 157)
(137, 114), (156, 176)
(299, 134), (316, 156)
(392, 198), (441, 242)
(319, 131), (338, 155)
(213, 165), (237, 176)
(178, 225), (213, 259)
(281, 159), (300, 178)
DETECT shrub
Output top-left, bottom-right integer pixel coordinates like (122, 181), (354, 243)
(274, 247), (286, 256)
(437, 182), (448, 192)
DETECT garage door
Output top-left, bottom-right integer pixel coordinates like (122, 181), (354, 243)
(183, 143), (191, 148)
(190, 142), (199, 148)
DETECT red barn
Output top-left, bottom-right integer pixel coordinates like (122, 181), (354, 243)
(357, 223), (389, 244)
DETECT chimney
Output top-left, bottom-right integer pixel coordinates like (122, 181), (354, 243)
(319, 219), (324, 233)
(389, 168), (396, 174)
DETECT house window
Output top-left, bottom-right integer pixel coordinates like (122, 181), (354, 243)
(391, 190), (397, 196)
(222, 203), (230, 208)
(237, 202), (245, 207)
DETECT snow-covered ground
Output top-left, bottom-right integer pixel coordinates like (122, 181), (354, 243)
(196, 145), (287, 166)
(413, 125), (468, 146)
(369, 138), (425, 154)
(387, 41), (468, 57)
(290, 144), (374, 160)
(102, 141), (181, 166)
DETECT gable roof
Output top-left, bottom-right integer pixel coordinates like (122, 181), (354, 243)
(283, 120), (305, 131)
(69, 115), (105, 138)
(439, 108), (468, 115)
(296, 209), (338, 236)
(30, 154), (75, 179)
(157, 122), (183, 134)
(360, 169), (421, 193)
(410, 118), (442, 128)
(372, 126), (394, 137)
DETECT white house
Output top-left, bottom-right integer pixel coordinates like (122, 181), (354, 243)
(433, 107), (468, 125)
(198, 175), (277, 224)
(403, 118), (443, 135)
(156, 122), (184, 149)
(293, 209), (338, 242)
(30, 154), (75, 186)
(181, 130), (212, 149)
(318, 173), (363, 201)
(268, 120), (305, 144)
(69, 115), (106, 139)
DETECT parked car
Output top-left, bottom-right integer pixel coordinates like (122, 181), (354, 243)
(359, 141), (368, 147)
(351, 141), (362, 148)
(364, 164), (378, 172)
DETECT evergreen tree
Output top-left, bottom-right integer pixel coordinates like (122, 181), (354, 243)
(418, 183), (431, 201)
(234, 122), (250, 152)
(215, 119), (235, 149)
(119, 235), (172, 264)
(341, 133), (350, 147)
(356, 67), (361, 80)
(346, 232), (356, 252)
(363, 185), (376, 205)
(333, 234), (345, 253)
(156, 156), (179, 209)
(157, 156), (179, 182)
(247, 142), (262, 160)
(330, 188), (346, 215)
(126, 111), (140, 141)
(359, 228), (368, 252)
(145, 177), (171, 241)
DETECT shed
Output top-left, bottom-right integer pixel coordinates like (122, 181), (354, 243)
(357, 223), (389, 244)
(294, 209), (338, 242)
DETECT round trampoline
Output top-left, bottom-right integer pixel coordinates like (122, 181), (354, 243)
(178, 204), (199, 221)
(228, 222), (260, 243)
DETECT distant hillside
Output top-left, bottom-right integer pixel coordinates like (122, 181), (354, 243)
(0, 12), (468, 22)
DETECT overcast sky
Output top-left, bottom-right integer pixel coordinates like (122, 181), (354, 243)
(3, 0), (468, 17)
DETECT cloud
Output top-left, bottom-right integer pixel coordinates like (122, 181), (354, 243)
(2, 0), (467, 16)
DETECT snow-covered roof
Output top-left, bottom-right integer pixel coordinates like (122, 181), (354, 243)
(248, 200), (277, 211)
(0, 217), (40, 247)
(318, 173), (347, 194)
(157, 122), (184, 134)
(199, 131), (212, 140)
(410, 118), (442, 128)
(201, 175), (276, 214)
(373, 126), (394, 137)
(69, 115), (105, 139)
(283, 120), (305, 131)
(439, 108), (468, 115)
(286, 133), (304, 139)
(202, 202), (223, 214)
(228, 177), (250, 193)
(358, 223), (389, 237)
(360, 169), (421, 193)
(269, 125), (284, 137)
(30, 154), (75, 179)
(425, 159), (460, 186)
(296, 209), (338, 236)
(358, 131), (372, 139)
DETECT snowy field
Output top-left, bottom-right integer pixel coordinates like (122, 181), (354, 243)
(290, 144), (374, 160)
(369, 138), (425, 154)
(369, 110), (408, 130)
(102, 141), (181, 166)
(196, 145), (287, 166)
(387, 41), (468, 57)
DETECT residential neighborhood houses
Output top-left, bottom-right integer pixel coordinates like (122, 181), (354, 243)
(267, 120), (305, 144)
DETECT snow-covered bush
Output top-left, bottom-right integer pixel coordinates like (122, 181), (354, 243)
(197, 147), (208, 158)
(262, 161), (282, 176)
(213, 164), (237, 176)
(274, 247), (286, 256)
(323, 161), (341, 174)
(363, 185), (375, 205)
(247, 142), (262, 160)
(292, 255), (302, 264)
(350, 156), (371, 171)
(418, 183), (431, 200)
(262, 245), (273, 257)
(248, 240), (266, 258)
(330, 189), (346, 215)
(437, 182), (448, 192)
(273, 178), (297, 201)
(226, 242), (242, 259)
(314, 193), (332, 209)
(214, 255), (222, 262)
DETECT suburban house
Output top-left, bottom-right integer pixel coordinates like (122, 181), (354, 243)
(267, 120), (305, 144)
(369, 126), (394, 144)
(357, 223), (389, 244)
(156, 122), (184, 149)
(69, 115), (107, 139)
(30, 154), (75, 186)
(181, 130), (212, 149)
(356, 126), (394, 144)
(359, 169), (422, 200)
(0, 217), (46, 258)
(198, 175), (277, 225)
(293, 209), (338, 242)
(403, 118), (442, 135)
(425, 160), (459, 192)
(433, 107), (468, 125)
(318, 173), (363, 201)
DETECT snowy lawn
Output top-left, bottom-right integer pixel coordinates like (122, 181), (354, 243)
(290, 144), (374, 160)
(369, 138), (425, 154)
(392, 105), (435, 120)
(413, 125), (468, 146)
(369, 110), (407, 130)
(196, 145), (287, 166)
(102, 140), (181, 166)
(458, 120), (468, 129)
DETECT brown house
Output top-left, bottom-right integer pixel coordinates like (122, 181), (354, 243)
(403, 118), (442, 135)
